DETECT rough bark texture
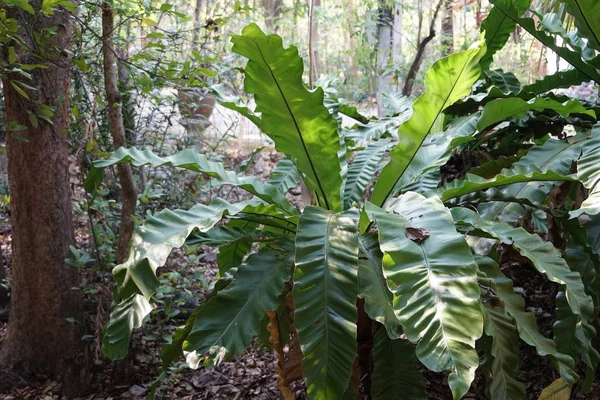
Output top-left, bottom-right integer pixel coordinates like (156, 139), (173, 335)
(102, 2), (137, 265)
(0, 1), (87, 395)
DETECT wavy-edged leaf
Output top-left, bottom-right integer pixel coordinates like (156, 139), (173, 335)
(435, 166), (574, 202)
(370, 37), (487, 208)
(230, 202), (299, 233)
(267, 157), (300, 194)
(102, 198), (264, 359)
(479, 280), (525, 400)
(231, 24), (344, 211)
(476, 257), (578, 384)
(478, 136), (587, 223)
(537, 378), (571, 400)
(486, 69), (521, 94)
(480, 0), (529, 71)
(344, 139), (393, 208)
(371, 328), (426, 400)
(183, 240), (293, 364)
(90, 146), (297, 215)
(294, 207), (359, 400)
(102, 294), (153, 360)
(187, 220), (262, 275)
(453, 207), (597, 376)
(489, 0), (600, 84)
(521, 68), (587, 95)
(477, 97), (595, 131)
(563, 0), (600, 51)
(571, 128), (600, 218)
(342, 117), (403, 147)
(367, 193), (483, 399)
(358, 233), (401, 339)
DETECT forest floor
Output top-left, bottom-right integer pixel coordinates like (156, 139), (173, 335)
(1, 151), (600, 400)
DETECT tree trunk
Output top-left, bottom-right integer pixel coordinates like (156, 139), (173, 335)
(102, 1), (137, 264)
(376, 0), (393, 116)
(0, 1), (87, 395)
(402, 0), (444, 96)
(392, 0), (403, 92)
(263, 0), (283, 31)
(193, 0), (203, 46)
(308, 0), (320, 87)
(441, 0), (453, 56)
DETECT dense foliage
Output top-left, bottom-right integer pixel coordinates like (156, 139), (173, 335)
(86, 1), (600, 399)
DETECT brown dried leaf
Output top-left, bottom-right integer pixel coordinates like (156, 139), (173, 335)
(405, 227), (430, 242)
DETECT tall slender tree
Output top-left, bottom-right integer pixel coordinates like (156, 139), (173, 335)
(0, 0), (87, 394)
(102, 0), (137, 264)
(376, 0), (393, 116)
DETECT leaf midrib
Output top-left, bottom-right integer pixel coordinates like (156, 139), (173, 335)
(249, 38), (332, 210)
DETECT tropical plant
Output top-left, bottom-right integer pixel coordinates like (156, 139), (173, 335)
(91, 3), (600, 397)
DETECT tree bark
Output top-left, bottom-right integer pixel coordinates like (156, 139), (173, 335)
(308, 0), (320, 87)
(263, 0), (283, 31)
(102, 2), (137, 264)
(0, 0), (87, 395)
(441, 0), (453, 56)
(402, 0), (444, 96)
(376, 0), (393, 116)
(193, 0), (203, 46)
(392, 1), (403, 92)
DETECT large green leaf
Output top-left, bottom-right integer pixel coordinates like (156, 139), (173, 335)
(477, 136), (587, 224)
(563, 0), (600, 51)
(231, 24), (344, 211)
(102, 198), (265, 359)
(371, 328), (426, 400)
(479, 277), (525, 400)
(358, 233), (401, 339)
(183, 241), (293, 364)
(344, 139), (393, 209)
(367, 193), (483, 399)
(489, 0), (600, 84)
(89, 146), (297, 215)
(434, 166), (574, 202)
(453, 207), (597, 375)
(521, 68), (587, 95)
(477, 97), (595, 131)
(370, 37), (487, 208)
(480, 0), (529, 71)
(294, 207), (359, 400)
(571, 127), (600, 218)
(476, 257), (578, 384)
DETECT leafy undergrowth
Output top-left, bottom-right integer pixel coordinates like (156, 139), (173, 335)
(1, 150), (600, 400)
